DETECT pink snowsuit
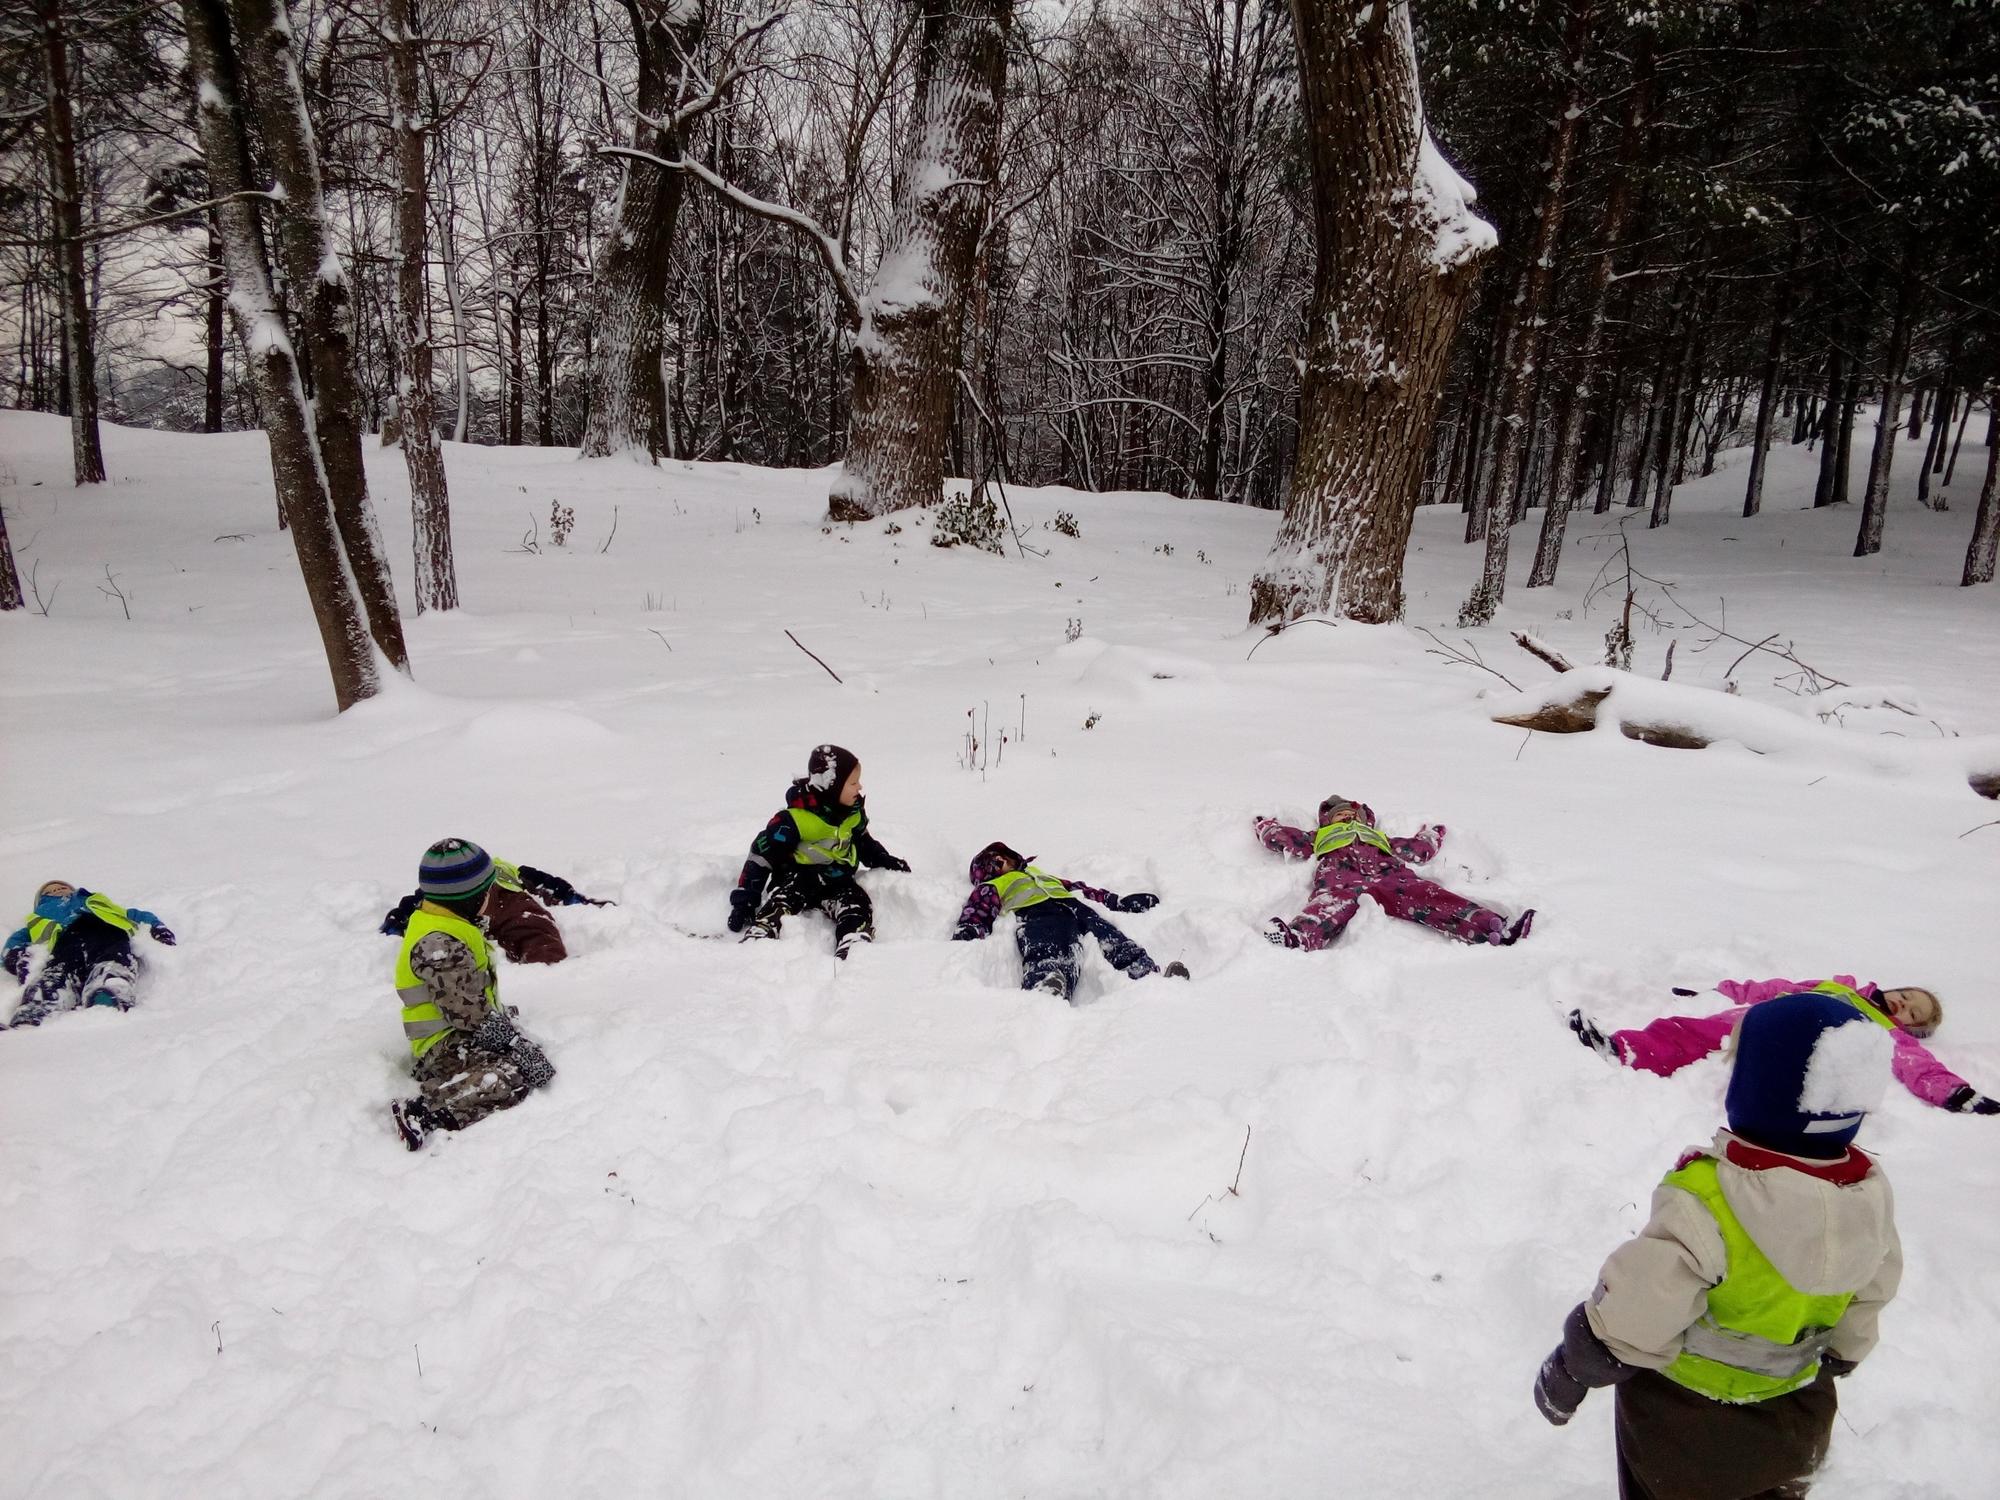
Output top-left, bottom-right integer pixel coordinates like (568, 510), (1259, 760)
(1254, 807), (1510, 949)
(1613, 976), (1973, 1109)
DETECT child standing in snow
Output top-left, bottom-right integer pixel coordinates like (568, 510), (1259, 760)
(951, 841), (1189, 1002)
(1253, 796), (1532, 949)
(1534, 989), (1903, 1499)
(381, 854), (612, 965)
(1569, 975), (1997, 1116)
(3, 880), (176, 1028)
(390, 840), (556, 1151)
(727, 744), (910, 958)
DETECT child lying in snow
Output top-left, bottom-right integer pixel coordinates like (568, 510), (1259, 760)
(727, 744), (910, 958)
(951, 842), (1189, 1003)
(381, 854), (610, 965)
(1535, 991), (1902, 1498)
(1253, 796), (1532, 949)
(1570, 975), (1998, 1115)
(3, 880), (175, 1027)
(390, 840), (556, 1151)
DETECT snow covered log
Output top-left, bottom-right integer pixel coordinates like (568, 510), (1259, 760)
(1489, 667), (2000, 796)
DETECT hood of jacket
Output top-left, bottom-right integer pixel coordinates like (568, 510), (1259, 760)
(1709, 1129), (1897, 1295)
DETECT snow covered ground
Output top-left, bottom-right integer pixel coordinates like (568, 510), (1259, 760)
(2, 409), (1996, 1498)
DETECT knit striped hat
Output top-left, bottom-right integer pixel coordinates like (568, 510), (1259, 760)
(419, 839), (496, 903)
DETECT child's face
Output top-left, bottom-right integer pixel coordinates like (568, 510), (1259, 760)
(36, 881), (75, 907)
(839, 765), (864, 804)
(1879, 987), (1937, 1032)
(996, 852), (1023, 874)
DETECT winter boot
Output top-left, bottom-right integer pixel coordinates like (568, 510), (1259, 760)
(740, 916), (780, 943)
(834, 929), (872, 961)
(1567, 1009), (1621, 1064)
(85, 989), (131, 1010)
(1502, 909), (1536, 946)
(392, 1097), (448, 1151)
(1162, 961), (1191, 979)
(1032, 971), (1071, 1001)
(1265, 918), (1301, 949)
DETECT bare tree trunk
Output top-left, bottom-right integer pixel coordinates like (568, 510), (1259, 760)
(1856, 240), (1921, 558)
(232, 0), (408, 670)
(1249, 3), (1493, 625)
(183, 0), (379, 711)
(1943, 394), (1975, 488)
(1742, 237), (1800, 518)
(38, 0), (106, 485)
(0, 499), (23, 610)
(1963, 395), (1999, 586)
(388, 0), (456, 612)
(579, 1), (699, 462)
(204, 214), (226, 432)
(1812, 336), (1844, 506)
(829, 0), (1012, 522)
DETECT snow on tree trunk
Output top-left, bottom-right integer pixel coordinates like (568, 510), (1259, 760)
(387, 0), (456, 613)
(579, 2), (699, 463)
(1460, 0), (1594, 623)
(231, 0), (408, 670)
(1855, 240), (1922, 558)
(827, 0), (1011, 524)
(183, 0), (379, 711)
(39, 0), (106, 486)
(1248, 2), (1494, 625)
(1961, 397), (1999, 587)
(0, 500), (24, 611)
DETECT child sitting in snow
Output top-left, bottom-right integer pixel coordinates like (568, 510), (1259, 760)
(1253, 795), (1532, 949)
(381, 854), (611, 965)
(1535, 989), (1903, 1499)
(390, 839), (556, 1151)
(3, 880), (176, 1028)
(727, 744), (910, 959)
(1569, 975), (1997, 1115)
(951, 841), (1190, 1003)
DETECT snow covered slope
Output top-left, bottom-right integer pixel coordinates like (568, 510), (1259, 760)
(2, 411), (1996, 1498)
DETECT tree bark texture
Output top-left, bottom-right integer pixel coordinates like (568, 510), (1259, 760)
(579, 1), (698, 462)
(38, 0), (106, 485)
(232, 0), (408, 669)
(1742, 233), (1800, 518)
(183, 0), (379, 711)
(828, 0), (1012, 523)
(388, 0), (457, 612)
(0, 499), (24, 611)
(1963, 398), (1999, 586)
(1855, 240), (1922, 558)
(1249, 2), (1493, 625)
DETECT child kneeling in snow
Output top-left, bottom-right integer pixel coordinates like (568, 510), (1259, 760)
(1569, 975), (1997, 1116)
(1535, 990), (1902, 1499)
(727, 744), (910, 959)
(951, 841), (1188, 1002)
(1253, 796), (1532, 949)
(390, 840), (556, 1151)
(3, 880), (176, 1028)
(381, 853), (611, 965)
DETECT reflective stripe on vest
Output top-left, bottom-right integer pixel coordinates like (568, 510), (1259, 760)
(22, 893), (135, 944)
(1312, 820), (1394, 857)
(1808, 980), (1896, 1031)
(491, 857), (525, 893)
(24, 915), (59, 945)
(788, 807), (862, 867)
(989, 867), (1075, 913)
(394, 903), (497, 1061)
(1662, 1155), (1856, 1403)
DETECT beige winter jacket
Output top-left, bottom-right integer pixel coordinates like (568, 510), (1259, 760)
(1585, 1129), (1902, 1372)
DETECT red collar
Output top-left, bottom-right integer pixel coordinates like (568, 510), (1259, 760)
(1722, 1136), (1873, 1186)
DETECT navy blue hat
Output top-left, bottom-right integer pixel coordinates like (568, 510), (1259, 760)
(1725, 993), (1893, 1158)
(419, 838), (496, 903)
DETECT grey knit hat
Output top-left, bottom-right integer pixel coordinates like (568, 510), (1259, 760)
(419, 838), (496, 903)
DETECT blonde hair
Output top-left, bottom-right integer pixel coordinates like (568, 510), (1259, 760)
(1884, 986), (1942, 1039)
(35, 880), (75, 902)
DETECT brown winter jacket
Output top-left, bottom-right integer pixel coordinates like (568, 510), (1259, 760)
(1585, 1129), (1901, 1373)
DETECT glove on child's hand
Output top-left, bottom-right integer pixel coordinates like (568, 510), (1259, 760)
(1945, 1086), (2000, 1115)
(1420, 823), (1446, 846)
(877, 855), (912, 872)
(1822, 1355), (1859, 1379)
(1671, 986), (1701, 997)
(951, 926), (981, 942)
(726, 893), (754, 933)
(514, 1038), (557, 1089)
(1533, 1346), (1588, 1426)
(1115, 893), (1159, 913)
(2, 948), (26, 982)
(150, 926), (177, 946)
(471, 1014), (519, 1052)
(573, 896), (616, 907)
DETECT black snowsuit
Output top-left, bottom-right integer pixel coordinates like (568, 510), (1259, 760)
(951, 865), (1160, 1002)
(730, 780), (907, 950)
(11, 912), (141, 1026)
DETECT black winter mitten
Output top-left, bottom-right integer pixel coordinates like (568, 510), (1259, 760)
(2, 947), (26, 983)
(951, 926), (981, 942)
(877, 854), (912, 873)
(471, 1014), (519, 1052)
(1115, 893), (1159, 913)
(1671, 986), (1701, 997)
(726, 891), (755, 933)
(1822, 1354), (1859, 1379)
(150, 925), (177, 946)
(514, 1038), (557, 1089)
(381, 892), (421, 937)
(1534, 1346), (1589, 1426)
(1945, 1085), (2000, 1115)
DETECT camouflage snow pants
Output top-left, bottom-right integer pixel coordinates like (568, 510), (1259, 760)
(411, 1036), (533, 1129)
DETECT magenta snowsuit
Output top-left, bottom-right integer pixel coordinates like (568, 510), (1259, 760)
(1613, 976), (1974, 1109)
(1254, 805), (1510, 949)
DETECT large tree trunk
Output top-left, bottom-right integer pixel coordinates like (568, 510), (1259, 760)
(204, 215), (226, 432)
(0, 499), (23, 610)
(38, 0), (106, 485)
(1248, 3), (1494, 625)
(579, 3), (697, 462)
(1528, 24), (1650, 587)
(827, 0), (1011, 522)
(232, 0), (408, 670)
(1963, 394), (2000, 586)
(388, 0), (456, 612)
(1742, 233), (1801, 518)
(1855, 239), (1922, 558)
(1459, 2), (1593, 623)
(183, 0), (379, 711)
